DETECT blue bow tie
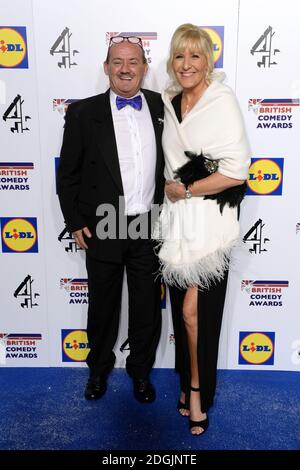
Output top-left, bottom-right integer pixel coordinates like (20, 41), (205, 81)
(116, 95), (142, 111)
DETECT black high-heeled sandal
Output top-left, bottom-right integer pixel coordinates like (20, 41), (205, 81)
(189, 386), (209, 435)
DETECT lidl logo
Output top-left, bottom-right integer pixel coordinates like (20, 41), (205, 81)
(201, 26), (224, 68)
(1, 217), (38, 253)
(239, 332), (275, 365)
(0, 27), (28, 68)
(61, 329), (90, 362)
(247, 158), (284, 195)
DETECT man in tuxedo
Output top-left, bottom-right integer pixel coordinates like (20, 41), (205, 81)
(58, 36), (164, 403)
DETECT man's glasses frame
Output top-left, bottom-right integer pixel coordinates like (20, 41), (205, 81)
(109, 36), (143, 48)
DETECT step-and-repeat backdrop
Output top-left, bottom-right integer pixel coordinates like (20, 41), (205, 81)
(1, 0), (299, 371)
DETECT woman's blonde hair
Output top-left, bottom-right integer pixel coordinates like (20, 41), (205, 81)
(167, 23), (214, 84)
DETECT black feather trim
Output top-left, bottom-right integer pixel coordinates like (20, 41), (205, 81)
(174, 151), (247, 214)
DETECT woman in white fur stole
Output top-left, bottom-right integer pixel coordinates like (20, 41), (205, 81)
(153, 24), (250, 435)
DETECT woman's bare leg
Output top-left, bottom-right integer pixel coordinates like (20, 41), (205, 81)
(182, 286), (207, 435)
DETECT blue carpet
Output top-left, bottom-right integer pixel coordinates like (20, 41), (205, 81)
(0, 368), (299, 450)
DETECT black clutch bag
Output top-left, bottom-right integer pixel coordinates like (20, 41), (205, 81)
(174, 151), (247, 214)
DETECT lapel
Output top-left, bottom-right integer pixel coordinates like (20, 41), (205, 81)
(91, 88), (163, 196)
(142, 89), (164, 185)
(91, 89), (124, 195)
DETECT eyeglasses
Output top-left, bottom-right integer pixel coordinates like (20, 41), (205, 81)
(109, 36), (143, 48)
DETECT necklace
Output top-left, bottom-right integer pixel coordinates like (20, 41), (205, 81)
(181, 85), (208, 119)
(182, 101), (191, 119)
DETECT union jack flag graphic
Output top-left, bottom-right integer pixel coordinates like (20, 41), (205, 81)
(60, 278), (88, 291)
(248, 98), (300, 114)
(0, 333), (42, 341)
(0, 162), (34, 170)
(241, 280), (289, 293)
(248, 99), (263, 113)
(105, 32), (119, 44)
(53, 99), (78, 115)
(241, 280), (255, 293)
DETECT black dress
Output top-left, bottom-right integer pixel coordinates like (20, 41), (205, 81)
(169, 93), (229, 413)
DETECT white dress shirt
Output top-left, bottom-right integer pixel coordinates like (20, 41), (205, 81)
(110, 90), (156, 216)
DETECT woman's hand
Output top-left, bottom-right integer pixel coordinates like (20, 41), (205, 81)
(165, 180), (186, 203)
(72, 226), (92, 249)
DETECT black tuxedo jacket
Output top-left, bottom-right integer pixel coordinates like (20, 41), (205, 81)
(58, 88), (164, 262)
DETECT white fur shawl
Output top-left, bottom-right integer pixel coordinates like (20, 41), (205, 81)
(152, 75), (250, 289)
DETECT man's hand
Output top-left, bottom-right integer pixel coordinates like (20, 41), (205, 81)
(72, 227), (92, 249)
(165, 180), (186, 203)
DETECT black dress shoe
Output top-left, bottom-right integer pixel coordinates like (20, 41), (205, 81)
(84, 376), (107, 400)
(133, 378), (156, 403)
